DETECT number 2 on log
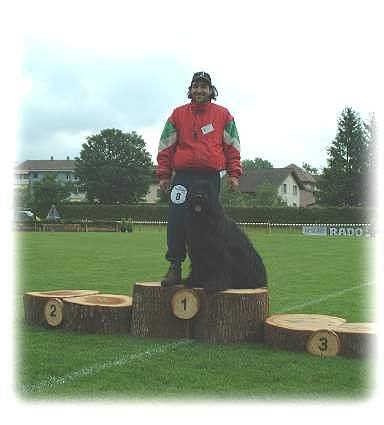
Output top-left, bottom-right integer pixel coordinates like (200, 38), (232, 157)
(50, 303), (57, 317)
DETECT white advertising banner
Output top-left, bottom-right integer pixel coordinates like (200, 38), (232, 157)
(302, 226), (327, 236)
(328, 226), (370, 237)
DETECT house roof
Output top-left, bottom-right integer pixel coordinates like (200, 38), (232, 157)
(285, 163), (317, 183)
(239, 168), (305, 192)
(15, 159), (76, 172)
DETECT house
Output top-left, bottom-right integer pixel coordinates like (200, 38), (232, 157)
(14, 157), (160, 203)
(145, 168), (162, 203)
(284, 164), (318, 207)
(238, 168), (305, 207)
(15, 157), (86, 202)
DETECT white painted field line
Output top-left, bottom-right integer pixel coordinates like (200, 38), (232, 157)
(277, 282), (373, 313)
(22, 340), (192, 394)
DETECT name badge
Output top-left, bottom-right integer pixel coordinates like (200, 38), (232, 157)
(201, 123), (215, 135)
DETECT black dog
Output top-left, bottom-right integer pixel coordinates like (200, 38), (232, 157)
(182, 179), (267, 292)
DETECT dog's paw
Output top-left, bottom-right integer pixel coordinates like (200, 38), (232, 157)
(203, 281), (228, 293)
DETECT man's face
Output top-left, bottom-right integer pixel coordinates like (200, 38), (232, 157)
(190, 80), (211, 103)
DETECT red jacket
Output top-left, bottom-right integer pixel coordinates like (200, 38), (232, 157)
(156, 102), (241, 179)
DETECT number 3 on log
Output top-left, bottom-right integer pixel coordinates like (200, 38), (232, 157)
(318, 336), (328, 352)
(171, 289), (200, 320)
(44, 298), (64, 327)
(306, 330), (341, 357)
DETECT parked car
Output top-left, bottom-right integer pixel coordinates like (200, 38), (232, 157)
(15, 210), (41, 222)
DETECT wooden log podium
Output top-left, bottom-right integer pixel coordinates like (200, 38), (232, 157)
(23, 290), (99, 328)
(131, 282), (269, 344)
(63, 294), (132, 333)
(265, 314), (347, 353)
(193, 288), (269, 343)
(131, 283), (189, 339)
(23, 287), (375, 355)
(333, 322), (376, 357)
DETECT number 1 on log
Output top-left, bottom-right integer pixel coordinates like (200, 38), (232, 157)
(171, 289), (200, 320)
(181, 297), (187, 311)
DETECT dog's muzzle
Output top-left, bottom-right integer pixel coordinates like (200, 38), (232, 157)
(190, 194), (206, 213)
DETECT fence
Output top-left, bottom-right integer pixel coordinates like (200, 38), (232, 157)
(14, 220), (373, 237)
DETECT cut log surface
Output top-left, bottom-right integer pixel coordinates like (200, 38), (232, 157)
(265, 314), (346, 352)
(63, 293), (132, 333)
(131, 282), (269, 343)
(333, 322), (376, 357)
(23, 290), (99, 327)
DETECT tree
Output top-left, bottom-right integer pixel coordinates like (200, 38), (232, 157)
(301, 162), (319, 175)
(220, 184), (254, 207)
(364, 113), (378, 206)
(365, 113), (377, 169)
(318, 107), (368, 206)
(253, 181), (286, 207)
(75, 129), (153, 204)
(220, 180), (285, 207)
(15, 186), (34, 211)
(242, 158), (273, 169)
(30, 173), (74, 216)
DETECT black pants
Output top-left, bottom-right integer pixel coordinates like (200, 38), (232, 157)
(166, 169), (221, 263)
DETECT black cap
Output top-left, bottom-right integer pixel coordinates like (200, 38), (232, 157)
(191, 71), (212, 85)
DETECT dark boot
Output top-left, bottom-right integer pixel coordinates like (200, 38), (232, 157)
(161, 262), (182, 287)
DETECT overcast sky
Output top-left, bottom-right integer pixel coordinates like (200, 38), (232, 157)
(15, 0), (382, 171)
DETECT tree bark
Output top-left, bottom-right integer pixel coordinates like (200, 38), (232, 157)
(131, 282), (269, 343)
(265, 314), (346, 352)
(62, 294), (132, 333)
(131, 283), (191, 339)
(333, 322), (376, 357)
(193, 288), (269, 343)
(23, 290), (99, 327)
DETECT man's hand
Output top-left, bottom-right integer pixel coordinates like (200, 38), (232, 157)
(227, 176), (239, 192)
(159, 177), (171, 195)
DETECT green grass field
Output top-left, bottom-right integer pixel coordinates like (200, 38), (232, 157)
(16, 229), (375, 401)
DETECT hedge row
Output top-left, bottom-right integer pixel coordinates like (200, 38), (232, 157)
(226, 206), (374, 224)
(57, 203), (374, 224)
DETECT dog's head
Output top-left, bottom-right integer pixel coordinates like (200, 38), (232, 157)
(188, 179), (218, 217)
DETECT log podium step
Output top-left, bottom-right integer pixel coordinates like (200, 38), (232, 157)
(333, 322), (376, 357)
(63, 294), (132, 333)
(265, 314), (376, 357)
(265, 314), (347, 353)
(23, 290), (132, 333)
(131, 282), (269, 344)
(23, 290), (100, 328)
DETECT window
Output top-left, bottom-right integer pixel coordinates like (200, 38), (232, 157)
(283, 184), (287, 194)
(33, 172), (38, 179)
(293, 185), (298, 196)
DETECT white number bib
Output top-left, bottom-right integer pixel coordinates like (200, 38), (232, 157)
(170, 185), (188, 204)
